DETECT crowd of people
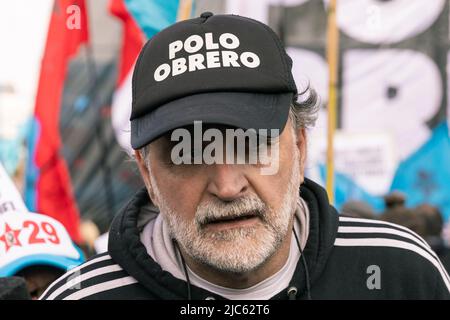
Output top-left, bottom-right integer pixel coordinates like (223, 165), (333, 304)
(342, 193), (450, 274)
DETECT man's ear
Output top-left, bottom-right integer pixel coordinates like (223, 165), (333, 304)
(295, 127), (307, 182)
(134, 150), (158, 205)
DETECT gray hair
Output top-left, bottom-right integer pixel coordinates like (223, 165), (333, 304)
(139, 85), (320, 160)
(289, 83), (320, 130)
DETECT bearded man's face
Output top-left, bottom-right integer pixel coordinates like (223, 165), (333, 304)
(136, 119), (306, 273)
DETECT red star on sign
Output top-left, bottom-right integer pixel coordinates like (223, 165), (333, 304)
(0, 223), (22, 252)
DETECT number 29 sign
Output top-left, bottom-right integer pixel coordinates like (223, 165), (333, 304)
(0, 212), (82, 273)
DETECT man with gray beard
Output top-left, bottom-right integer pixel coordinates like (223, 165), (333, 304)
(42, 12), (450, 300)
(152, 139), (300, 277)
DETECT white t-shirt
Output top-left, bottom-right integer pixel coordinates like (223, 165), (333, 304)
(140, 199), (310, 300)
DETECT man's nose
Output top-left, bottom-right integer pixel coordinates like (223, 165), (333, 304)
(206, 164), (249, 201)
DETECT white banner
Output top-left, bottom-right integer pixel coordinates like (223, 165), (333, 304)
(0, 162), (28, 214)
(334, 0), (445, 44)
(308, 131), (397, 195)
(342, 49), (442, 160)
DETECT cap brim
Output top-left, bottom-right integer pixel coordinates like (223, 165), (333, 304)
(131, 91), (293, 149)
(0, 248), (85, 277)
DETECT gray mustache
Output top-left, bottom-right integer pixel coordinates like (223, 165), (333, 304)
(195, 197), (267, 227)
(200, 210), (262, 226)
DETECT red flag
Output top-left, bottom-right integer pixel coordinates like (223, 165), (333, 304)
(27, 0), (89, 243)
(109, 0), (144, 85)
(109, 0), (145, 153)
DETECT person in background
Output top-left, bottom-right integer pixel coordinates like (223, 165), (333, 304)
(15, 265), (65, 299)
(79, 219), (101, 259)
(0, 277), (31, 300)
(341, 200), (376, 220)
(380, 195), (450, 273)
(383, 191), (407, 210)
(0, 212), (85, 299)
(380, 192), (427, 236)
(415, 204), (450, 273)
(381, 208), (427, 237)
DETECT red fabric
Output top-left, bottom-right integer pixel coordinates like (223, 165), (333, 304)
(33, 0), (89, 243)
(109, 0), (145, 85)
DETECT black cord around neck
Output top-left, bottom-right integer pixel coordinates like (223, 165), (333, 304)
(173, 239), (192, 300)
(293, 226), (312, 300)
(173, 225), (311, 300)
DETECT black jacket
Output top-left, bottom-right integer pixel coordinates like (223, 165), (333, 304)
(41, 179), (450, 300)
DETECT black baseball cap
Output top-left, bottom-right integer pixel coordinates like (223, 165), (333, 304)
(130, 12), (298, 150)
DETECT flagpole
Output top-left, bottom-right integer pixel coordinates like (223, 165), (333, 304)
(326, 0), (339, 205)
(177, 0), (194, 21)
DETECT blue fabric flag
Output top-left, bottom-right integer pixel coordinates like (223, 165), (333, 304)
(390, 122), (450, 222)
(125, 0), (180, 39)
(317, 164), (385, 213)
